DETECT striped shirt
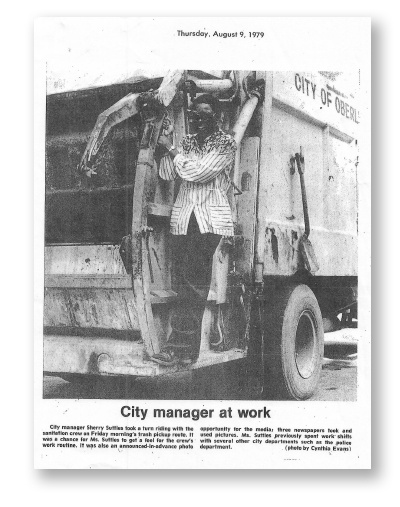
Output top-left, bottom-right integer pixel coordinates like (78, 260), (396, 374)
(159, 129), (237, 236)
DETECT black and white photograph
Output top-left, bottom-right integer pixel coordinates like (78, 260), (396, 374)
(43, 69), (359, 402)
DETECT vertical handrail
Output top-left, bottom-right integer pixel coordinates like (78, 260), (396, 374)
(295, 147), (311, 239)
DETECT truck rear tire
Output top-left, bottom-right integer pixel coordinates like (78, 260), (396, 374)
(263, 284), (324, 400)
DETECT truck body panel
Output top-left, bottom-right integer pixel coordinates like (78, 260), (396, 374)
(256, 72), (358, 278)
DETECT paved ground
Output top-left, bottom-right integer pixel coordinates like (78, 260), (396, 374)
(43, 328), (358, 401)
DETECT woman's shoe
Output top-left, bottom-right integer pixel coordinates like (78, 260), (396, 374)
(149, 350), (178, 366)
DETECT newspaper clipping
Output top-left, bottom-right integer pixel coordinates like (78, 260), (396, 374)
(34, 17), (371, 469)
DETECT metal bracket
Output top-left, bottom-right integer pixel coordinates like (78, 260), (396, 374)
(289, 156), (296, 175)
(136, 91), (165, 121)
(141, 226), (154, 284)
(243, 75), (266, 103)
(183, 80), (197, 102)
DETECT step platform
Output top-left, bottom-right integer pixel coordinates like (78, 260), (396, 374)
(43, 334), (246, 378)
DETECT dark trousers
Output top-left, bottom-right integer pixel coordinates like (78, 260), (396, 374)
(172, 214), (221, 294)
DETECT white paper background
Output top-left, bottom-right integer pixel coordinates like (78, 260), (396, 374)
(4, 0), (397, 503)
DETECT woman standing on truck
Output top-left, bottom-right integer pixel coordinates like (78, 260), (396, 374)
(151, 94), (237, 365)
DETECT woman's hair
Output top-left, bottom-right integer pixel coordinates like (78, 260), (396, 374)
(191, 93), (220, 113)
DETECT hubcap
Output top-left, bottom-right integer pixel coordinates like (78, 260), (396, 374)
(295, 311), (317, 379)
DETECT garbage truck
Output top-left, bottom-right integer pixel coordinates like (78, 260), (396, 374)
(44, 70), (358, 399)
